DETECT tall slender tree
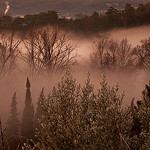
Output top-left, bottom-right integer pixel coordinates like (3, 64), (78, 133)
(21, 78), (34, 139)
(6, 92), (20, 150)
(7, 92), (20, 136)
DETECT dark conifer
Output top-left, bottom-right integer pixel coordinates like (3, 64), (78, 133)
(7, 92), (20, 136)
(21, 77), (34, 138)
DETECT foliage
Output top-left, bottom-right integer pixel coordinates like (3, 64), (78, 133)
(1, 2), (150, 32)
(135, 83), (150, 149)
(24, 71), (134, 150)
(127, 82), (150, 150)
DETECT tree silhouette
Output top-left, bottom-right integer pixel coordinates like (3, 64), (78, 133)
(6, 92), (20, 150)
(91, 34), (135, 71)
(7, 92), (20, 136)
(134, 37), (150, 71)
(124, 4), (136, 26)
(0, 30), (21, 78)
(21, 78), (34, 139)
(22, 27), (76, 78)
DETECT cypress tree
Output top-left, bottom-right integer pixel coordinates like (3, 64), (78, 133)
(7, 92), (20, 136)
(21, 77), (34, 138)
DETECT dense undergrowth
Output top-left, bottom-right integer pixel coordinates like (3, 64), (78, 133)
(20, 71), (150, 150)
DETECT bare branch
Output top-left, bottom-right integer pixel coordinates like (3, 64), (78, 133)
(22, 27), (77, 78)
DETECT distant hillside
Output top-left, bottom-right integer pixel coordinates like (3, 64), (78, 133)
(1, 1), (150, 33)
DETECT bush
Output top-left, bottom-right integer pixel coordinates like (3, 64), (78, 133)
(23, 71), (150, 150)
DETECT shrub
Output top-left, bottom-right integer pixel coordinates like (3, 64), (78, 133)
(23, 71), (150, 150)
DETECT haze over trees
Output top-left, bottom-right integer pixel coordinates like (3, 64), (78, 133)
(0, 1), (150, 150)
(0, 2), (150, 79)
(0, 27), (150, 79)
(0, 30), (21, 78)
(0, 26), (77, 79)
(134, 37), (150, 71)
(21, 27), (76, 78)
(91, 34), (135, 71)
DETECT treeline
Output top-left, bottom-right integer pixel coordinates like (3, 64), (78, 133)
(91, 33), (150, 72)
(1, 27), (150, 80)
(1, 3), (150, 32)
(0, 78), (43, 149)
(0, 27), (76, 79)
(1, 71), (150, 149)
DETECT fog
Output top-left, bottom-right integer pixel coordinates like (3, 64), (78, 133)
(110, 26), (150, 46)
(76, 26), (150, 59)
(72, 26), (150, 105)
(1, 26), (150, 126)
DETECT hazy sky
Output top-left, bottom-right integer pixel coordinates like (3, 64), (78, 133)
(0, 0), (150, 16)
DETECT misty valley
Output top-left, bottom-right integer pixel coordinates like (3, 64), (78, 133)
(0, 2), (150, 150)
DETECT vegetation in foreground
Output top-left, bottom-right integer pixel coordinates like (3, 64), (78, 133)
(0, 71), (150, 150)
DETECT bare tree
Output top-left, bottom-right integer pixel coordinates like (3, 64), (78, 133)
(112, 38), (135, 70)
(22, 27), (77, 78)
(91, 33), (135, 71)
(91, 33), (110, 70)
(0, 30), (21, 78)
(134, 37), (150, 72)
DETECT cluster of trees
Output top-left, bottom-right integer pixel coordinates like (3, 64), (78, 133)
(0, 27), (76, 79)
(1, 27), (150, 79)
(0, 11), (58, 29)
(0, 2), (150, 149)
(1, 26), (150, 80)
(0, 77), (44, 149)
(91, 33), (150, 72)
(21, 27), (76, 77)
(1, 3), (150, 32)
(1, 71), (149, 149)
